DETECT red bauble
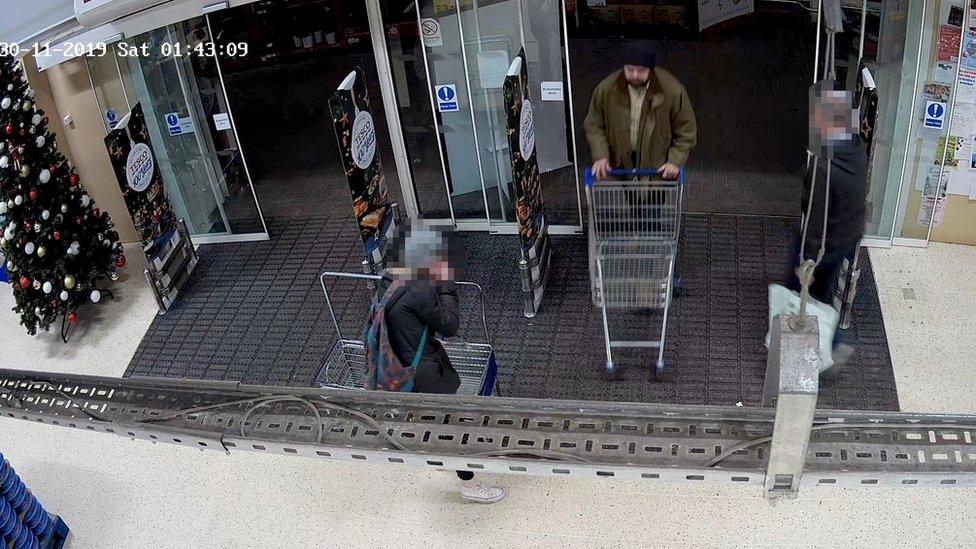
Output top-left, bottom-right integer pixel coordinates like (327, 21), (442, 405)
(4, 125), (12, 136)
(18, 276), (29, 289)
(52, 230), (61, 241)
(115, 254), (126, 268)
(28, 189), (37, 201)
(67, 311), (78, 324)
(69, 174), (80, 187)
(75, 216), (82, 225)
(92, 207), (100, 217)
(42, 117), (49, 125)
(24, 222), (32, 232)
(48, 164), (57, 174)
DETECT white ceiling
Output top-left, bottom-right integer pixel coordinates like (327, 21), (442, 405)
(2, 2), (76, 46)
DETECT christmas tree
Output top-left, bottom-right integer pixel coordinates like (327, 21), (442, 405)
(0, 55), (125, 336)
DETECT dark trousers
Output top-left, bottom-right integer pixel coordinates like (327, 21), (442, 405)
(786, 236), (858, 348)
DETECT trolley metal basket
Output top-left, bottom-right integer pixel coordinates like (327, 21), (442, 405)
(314, 271), (498, 396)
(584, 167), (685, 379)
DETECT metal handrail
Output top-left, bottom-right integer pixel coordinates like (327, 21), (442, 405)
(319, 271), (491, 345)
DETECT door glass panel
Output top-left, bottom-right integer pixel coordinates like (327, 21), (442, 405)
(457, 0), (518, 223)
(125, 25), (229, 237)
(89, 20), (268, 240)
(520, 0), (578, 226)
(417, 1), (491, 222)
(208, 0), (407, 227)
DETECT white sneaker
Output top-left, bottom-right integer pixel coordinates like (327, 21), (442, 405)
(459, 482), (506, 504)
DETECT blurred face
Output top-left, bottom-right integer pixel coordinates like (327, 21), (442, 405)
(425, 258), (454, 282)
(624, 65), (651, 88)
(810, 88), (856, 145)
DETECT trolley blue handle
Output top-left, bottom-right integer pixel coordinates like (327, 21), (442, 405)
(584, 166), (685, 187)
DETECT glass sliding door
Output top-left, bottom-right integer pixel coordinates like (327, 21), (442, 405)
(88, 18), (268, 243)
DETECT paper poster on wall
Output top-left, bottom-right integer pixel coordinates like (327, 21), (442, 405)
(917, 193), (948, 227)
(939, 24), (962, 62)
(957, 68), (976, 103)
(950, 5), (965, 25)
(933, 62), (958, 85)
(923, 82), (951, 103)
(504, 49), (546, 246)
(952, 103), (974, 136)
(962, 28), (976, 69)
(329, 68), (391, 254)
(104, 102), (178, 260)
(916, 165), (950, 194)
(934, 135), (963, 167)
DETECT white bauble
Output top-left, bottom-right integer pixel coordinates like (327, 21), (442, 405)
(103, 239), (111, 246)
(0, 155), (8, 168)
(41, 210), (50, 220)
(35, 136), (45, 148)
(59, 291), (68, 301)
(90, 290), (101, 303)
(2, 227), (12, 241)
(31, 114), (42, 126)
(38, 169), (50, 184)
(1, 97), (10, 110)
(26, 88), (36, 99)
(42, 281), (52, 294)
(34, 307), (41, 317)
(80, 195), (91, 207)
(23, 242), (34, 255)
(6, 260), (14, 271)
(13, 195), (22, 205)
(0, 201), (6, 214)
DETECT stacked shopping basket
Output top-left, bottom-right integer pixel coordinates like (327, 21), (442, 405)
(0, 453), (69, 549)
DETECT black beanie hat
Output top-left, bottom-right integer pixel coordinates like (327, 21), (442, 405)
(621, 42), (657, 69)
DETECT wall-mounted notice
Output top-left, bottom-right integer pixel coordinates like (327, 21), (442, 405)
(164, 112), (194, 136)
(213, 113), (232, 131)
(435, 84), (459, 112)
(939, 24), (962, 62)
(420, 18), (443, 47)
(540, 81), (564, 101)
(924, 101), (947, 129)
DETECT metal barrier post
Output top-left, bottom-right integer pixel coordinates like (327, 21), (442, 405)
(763, 313), (820, 500)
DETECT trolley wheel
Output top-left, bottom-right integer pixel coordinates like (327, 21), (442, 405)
(653, 361), (665, 382)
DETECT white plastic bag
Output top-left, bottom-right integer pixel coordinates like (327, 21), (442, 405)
(765, 283), (839, 373)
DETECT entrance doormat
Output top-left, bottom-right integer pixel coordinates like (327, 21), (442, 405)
(125, 214), (898, 411)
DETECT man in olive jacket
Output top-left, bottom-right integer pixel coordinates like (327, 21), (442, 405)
(584, 48), (697, 180)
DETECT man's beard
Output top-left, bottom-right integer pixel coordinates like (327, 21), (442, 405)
(627, 77), (649, 88)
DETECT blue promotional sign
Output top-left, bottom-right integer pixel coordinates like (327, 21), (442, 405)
(924, 101), (946, 129)
(435, 84), (459, 112)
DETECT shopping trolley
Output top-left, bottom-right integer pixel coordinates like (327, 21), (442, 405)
(314, 271), (499, 396)
(584, 167), (685, 379)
